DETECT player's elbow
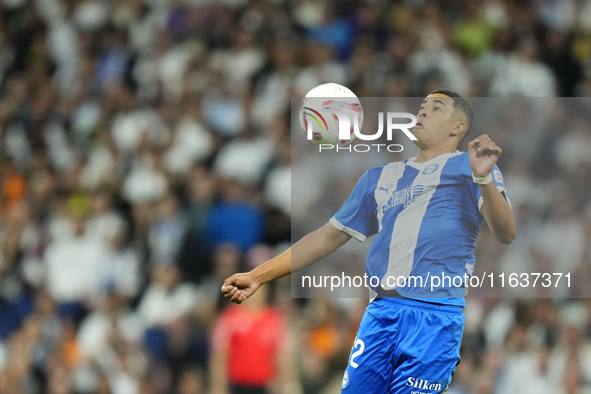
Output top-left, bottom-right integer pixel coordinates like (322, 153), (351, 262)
(497, 235), (515, 245)
(496, 228), (516, 244)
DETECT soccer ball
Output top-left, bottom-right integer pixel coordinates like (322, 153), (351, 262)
(299, 83), (364, 147)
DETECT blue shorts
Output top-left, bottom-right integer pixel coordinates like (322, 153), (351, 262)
(340, 297), (464, 394)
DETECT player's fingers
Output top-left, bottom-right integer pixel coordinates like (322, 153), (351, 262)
(225, 287), (238, 299)
(489, 145), (502, 155)
(478, 140), (496, 152)
(476, 141), (490, 152)
(236, 292), (248, 304)
(224, 286), (234, 294)
(482, 141), (497, 151)
(222, 276), (236, 291)
(222, 278), (236, 292)
(230, 290), (243, 303)
(473, 134), (487, 144)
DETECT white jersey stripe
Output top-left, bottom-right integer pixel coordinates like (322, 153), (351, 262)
(374, 162), (406, 231)
(380, 152), (461, 290)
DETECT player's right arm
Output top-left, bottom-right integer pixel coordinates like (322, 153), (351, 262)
(221, 222), (351, 304)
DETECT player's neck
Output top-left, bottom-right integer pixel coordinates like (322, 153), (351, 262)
(415, 146), (458, 163)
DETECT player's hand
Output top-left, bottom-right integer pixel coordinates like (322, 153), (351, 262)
(221, 272), (260, 304)
(468, 134), (502, 177)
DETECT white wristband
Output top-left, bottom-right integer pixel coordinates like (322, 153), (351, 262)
(472, 172), (493, 185)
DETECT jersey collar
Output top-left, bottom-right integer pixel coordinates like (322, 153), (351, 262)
(406, 150), (462, 170)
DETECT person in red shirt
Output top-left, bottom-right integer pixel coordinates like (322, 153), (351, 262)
(209, 283), (301, 394)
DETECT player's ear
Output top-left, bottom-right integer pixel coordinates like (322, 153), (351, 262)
(450, 121), (466, 138)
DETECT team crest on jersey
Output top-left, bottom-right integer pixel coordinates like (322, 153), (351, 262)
(422, 164), (439, 175)
(380, 184), (427, 211)
(342, 370), (350, 389)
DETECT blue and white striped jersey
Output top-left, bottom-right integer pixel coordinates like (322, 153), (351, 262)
(330, 151), (510, 307)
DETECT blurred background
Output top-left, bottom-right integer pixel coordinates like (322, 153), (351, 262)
(0, 0), (591, 393)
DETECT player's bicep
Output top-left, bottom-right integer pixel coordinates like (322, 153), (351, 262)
(321, 221), (353, 248)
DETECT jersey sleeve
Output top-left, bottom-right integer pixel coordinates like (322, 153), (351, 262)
(466, 163), (512, 213)
(329, 169), (378, 242)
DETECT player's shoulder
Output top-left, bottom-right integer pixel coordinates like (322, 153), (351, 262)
(444, 151), (503, 180)
(363, 163), (388, 181)
(445, 151), (472, 175)
(366, 163), (389, 175)
(367, 159), (409, 173)
(450, 150), (469, 163)
(364, 161), (406, 183)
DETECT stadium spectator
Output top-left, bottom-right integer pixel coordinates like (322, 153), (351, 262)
(210, 284), (300, 394)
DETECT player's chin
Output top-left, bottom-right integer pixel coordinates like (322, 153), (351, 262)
(411, 125), (425, 135)
(411, 128), (425, 144)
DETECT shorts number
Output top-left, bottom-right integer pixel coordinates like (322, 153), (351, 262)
(349, 339), (365, 369)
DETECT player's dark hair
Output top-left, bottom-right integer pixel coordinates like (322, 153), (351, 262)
(429, 89), (474, 140)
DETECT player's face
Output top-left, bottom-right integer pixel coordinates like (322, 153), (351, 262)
(412, 94), (465, 147)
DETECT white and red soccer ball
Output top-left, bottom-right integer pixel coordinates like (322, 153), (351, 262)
(299, 83), (364, 147)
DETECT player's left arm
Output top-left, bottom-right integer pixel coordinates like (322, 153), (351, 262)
(469, 134), (517, 244)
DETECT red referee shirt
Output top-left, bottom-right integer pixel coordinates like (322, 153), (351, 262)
(211, 305), (286, 386)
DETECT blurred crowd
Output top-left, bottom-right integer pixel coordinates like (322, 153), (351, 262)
(0, 0), (591, 393)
